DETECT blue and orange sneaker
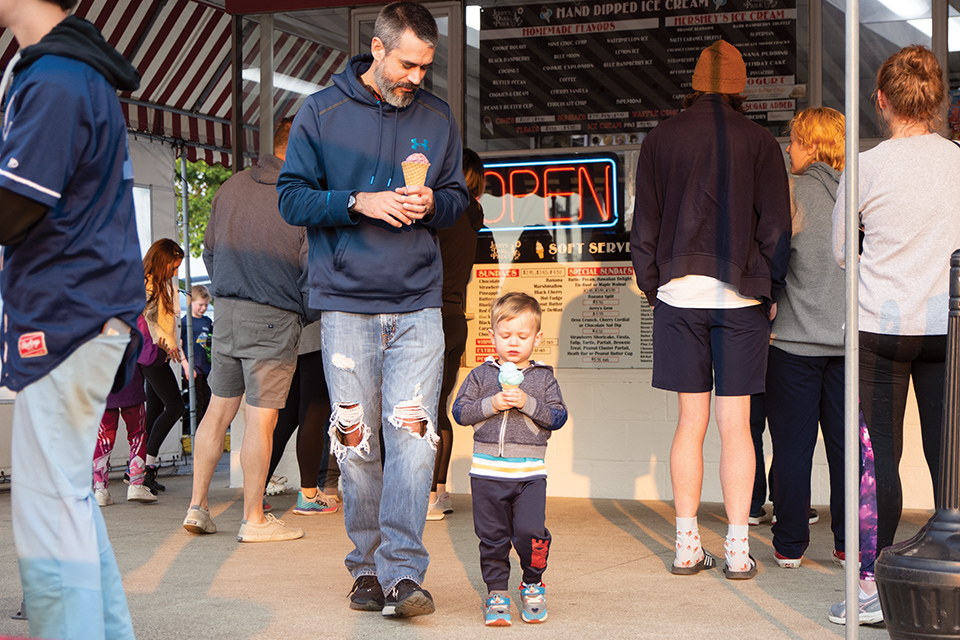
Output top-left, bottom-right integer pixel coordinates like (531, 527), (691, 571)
(518, 582), (547, 623)
(484, 592), (511, 627)
(292, 489), (338, 515)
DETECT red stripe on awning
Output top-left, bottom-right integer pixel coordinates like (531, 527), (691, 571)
(0, 0), (347, 168)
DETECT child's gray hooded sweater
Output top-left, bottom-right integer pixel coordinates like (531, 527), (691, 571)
(452, 357), (567, 460)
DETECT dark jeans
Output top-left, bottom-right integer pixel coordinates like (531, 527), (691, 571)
(433, 314), (467, 490)
(766, 346), (845, 558)
(749, 392), (770, 516)
(268, 350), (338, 492)
(182, 372), (210, 435)
(859, 331), (945, 555)
(141, 357), (185, 459)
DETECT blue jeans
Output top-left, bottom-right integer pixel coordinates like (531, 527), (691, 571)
(321, 309), (443, 592)
(12, 333), (135, 640)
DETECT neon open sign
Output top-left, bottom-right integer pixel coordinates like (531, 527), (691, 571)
(479, 154), (620, 232)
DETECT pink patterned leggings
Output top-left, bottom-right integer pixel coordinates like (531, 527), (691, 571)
(93, 404), (147, 489)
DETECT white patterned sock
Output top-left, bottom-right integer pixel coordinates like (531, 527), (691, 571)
(725, 524), (751, 572)
(674, 517), (703, 567)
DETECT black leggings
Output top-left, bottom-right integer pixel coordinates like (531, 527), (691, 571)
(859, 331), (946, 554)
(268, 350), (336, 491)
(141, 358), (186, 459)
(433, 314), (467, 490)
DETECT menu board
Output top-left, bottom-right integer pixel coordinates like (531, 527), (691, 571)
(464, 152), (652, 369)
(480, 0), (800, 139)
(466, 263), (652, 368)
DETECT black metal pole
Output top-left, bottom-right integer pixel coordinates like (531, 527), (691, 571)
(875, 249), (960, 639)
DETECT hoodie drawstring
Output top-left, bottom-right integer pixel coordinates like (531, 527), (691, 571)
(370, 100), (383, 186)
(369, 101), (401, 189)
(387, 109), (398, 189)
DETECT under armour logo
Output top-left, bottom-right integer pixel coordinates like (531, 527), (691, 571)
(411, 139), (429, 151)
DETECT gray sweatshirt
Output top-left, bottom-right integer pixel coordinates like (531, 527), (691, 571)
(771, 162), (844, 357)
(832, 134), (960, 336)
(203, 154), (308, 316)
(452, 357), (567, 460)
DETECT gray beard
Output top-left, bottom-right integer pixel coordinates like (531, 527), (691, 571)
(375, 64), (416, 108)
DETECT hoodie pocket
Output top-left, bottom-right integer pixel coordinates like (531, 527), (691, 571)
(333, 228), (352, 271)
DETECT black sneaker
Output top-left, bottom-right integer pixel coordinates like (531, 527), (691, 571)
(382, 579), (435, 618)
(349, 575), (384, 611)
(144, 465), (165, 494)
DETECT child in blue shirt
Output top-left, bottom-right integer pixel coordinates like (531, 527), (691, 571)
(181, 284), (213, 430)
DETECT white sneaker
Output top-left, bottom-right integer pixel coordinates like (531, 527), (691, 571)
(435, 491), (453, 514)
(183, 505), (217, 534)
(237, 513), (304, 543)
(266, 475), (288, 496)
(95, 487), (114, 507)
(127, 483), (158, 503)
(426, 502), (445, 521)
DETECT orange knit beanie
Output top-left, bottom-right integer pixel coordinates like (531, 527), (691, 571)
(692, 40), (747, 94)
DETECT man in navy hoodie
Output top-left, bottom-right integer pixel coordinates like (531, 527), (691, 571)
(0, 0), (144, 638)
(278, 0), (469, 619)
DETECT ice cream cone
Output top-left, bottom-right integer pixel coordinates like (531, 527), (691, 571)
(501, 384), (519, 391)
(402, 161), (430, 187)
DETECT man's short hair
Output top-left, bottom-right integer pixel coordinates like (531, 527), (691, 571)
(374, 1), (439, 53)
(274, 116), (294, 154)
(190, 284), (211, 301)
(491, 292), (542, 332)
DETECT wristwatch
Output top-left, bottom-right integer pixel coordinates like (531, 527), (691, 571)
(346, 191), (358, 213)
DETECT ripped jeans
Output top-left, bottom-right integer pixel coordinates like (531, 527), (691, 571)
(321, 309), (443, 591)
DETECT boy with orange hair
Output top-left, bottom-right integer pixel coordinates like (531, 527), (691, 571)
(765, 106), (847, 569)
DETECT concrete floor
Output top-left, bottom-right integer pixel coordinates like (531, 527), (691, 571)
(0, 467), (923, 640)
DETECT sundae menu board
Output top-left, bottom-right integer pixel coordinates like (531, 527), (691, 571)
(464, 152), (652, 369)
(480, 0), (800, 139)
(466, 264), (653, 369)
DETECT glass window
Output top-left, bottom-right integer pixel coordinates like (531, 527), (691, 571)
(133, 185), (152, 258)
(238, 10), (351, 163)
(819, 0), (960, 139)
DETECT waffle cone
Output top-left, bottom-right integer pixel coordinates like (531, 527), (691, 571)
(500, 384), (520, 391)
(402, 161), (430, 187)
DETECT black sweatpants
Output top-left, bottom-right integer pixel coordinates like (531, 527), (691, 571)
(471, 476), (551, 592)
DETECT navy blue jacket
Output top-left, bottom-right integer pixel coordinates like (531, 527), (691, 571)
(0, 17), (144, 391)
(277, 55), (470, 314)
(630, 94), (791, 307)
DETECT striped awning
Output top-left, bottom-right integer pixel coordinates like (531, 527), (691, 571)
(0, 0), (348, 166)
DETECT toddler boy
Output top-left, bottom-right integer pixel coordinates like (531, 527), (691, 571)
(452, 292), (567, 626)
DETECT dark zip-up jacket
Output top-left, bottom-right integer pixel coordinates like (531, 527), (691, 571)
(276, 55), (470, 314)
(630, 94), (791, 307)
